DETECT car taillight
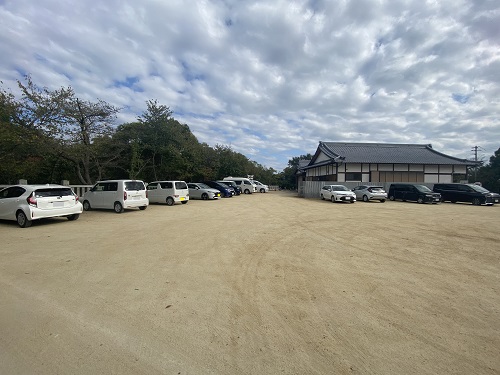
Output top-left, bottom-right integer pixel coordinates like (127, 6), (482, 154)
(27, 194), (37, 207)
(74, 194), (79, 201)
(124, 191), (127, 201)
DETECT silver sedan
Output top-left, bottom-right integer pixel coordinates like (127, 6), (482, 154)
(187, 183), (221, 200)
(352, 185), (387, 202)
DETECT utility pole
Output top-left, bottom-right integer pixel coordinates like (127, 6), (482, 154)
(470, 145), (482, 182)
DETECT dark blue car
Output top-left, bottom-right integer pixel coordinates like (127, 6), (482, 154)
(204, 181), (235, 198)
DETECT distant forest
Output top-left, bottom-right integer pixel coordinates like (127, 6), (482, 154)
(0, 76), (301, 188)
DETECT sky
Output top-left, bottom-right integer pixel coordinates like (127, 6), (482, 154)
(1, 0), (499, 171)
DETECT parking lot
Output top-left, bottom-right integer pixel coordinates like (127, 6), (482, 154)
(1, 191), (499, 374)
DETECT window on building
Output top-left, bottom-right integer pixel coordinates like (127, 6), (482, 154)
(345, 172), (362, 181)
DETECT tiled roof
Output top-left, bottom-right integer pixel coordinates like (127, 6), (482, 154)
(312, 142), (477, 165)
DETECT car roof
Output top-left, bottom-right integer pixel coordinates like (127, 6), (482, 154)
(4, 184), (69, 189)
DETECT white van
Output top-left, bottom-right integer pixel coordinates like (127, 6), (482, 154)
(83, 180), (149, 213)
(251, 180), (269, 193)
(147, 181), (189, 206)
(223, 177), (255, 194)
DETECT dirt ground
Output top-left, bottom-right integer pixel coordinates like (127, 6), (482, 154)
(0, 191), (499, 375)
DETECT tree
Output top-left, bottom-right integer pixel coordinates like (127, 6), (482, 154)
(279, 154), (313, 189)
(475, 147), (500, 193)
(12, 76), (121, 184)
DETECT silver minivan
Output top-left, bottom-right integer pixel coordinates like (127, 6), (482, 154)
(83, 180), (149, 213)
(147, 181), (189, 206)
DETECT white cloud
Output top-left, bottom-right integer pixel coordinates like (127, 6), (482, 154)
(0, 0), (499, 170)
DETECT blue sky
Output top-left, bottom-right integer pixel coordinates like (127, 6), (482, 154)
(1, 0), (499, 171)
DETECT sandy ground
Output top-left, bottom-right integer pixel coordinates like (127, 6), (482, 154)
(0, 191), (499, 375)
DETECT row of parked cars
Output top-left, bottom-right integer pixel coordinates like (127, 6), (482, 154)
(0, 177), (270, 228)
(320, 183), (500, 205)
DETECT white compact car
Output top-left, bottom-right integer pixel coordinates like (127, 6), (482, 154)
(147, 181), (189, 206)
(320, 185), (356, 203)
(0, 184), (83, 228)
(251, 180), (269, 193)
(83, 180), (148, 213)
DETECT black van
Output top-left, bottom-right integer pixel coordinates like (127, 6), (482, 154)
(388, 184), (441, 204)
(432, 183), (500, 205)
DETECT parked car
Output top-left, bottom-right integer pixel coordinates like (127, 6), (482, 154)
(204, 181), (234, 198)
(0, 184), (83, 228)
(187, 183), (221, 200)
(147, 181), (189, 205)
(352, 185), (387, 202)
(222, 177), (255, 194)
(320, 185), (356, 203)
(433, 183), (500, 205)
(217, 180), (241, 195)
(251, 180), (269, 193)
(83, 180), (148, 213)
(388, 184), (441, 204)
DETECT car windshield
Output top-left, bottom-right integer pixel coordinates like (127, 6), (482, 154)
(469, 184), (489, 193)
(35, 188), (74, 197)
(197, 183), (210, 189)
(370, 187), (384, 191)
(332, 185), (349, 191)
(125, 181), (145, 191)
(415, 185), (432, 192)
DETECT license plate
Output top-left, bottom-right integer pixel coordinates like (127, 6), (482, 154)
(53, 201), (64, 207)
(180, 197), (185, 201)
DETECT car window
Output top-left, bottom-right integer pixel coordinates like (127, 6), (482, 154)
(160, 182), (173, 189)
(125, 181), (145, 191)
(147, 183), (158, 190)
(0, 186), (26, 198)
(104, 182), (118, 191)
(332, 186), (348, 191)
(415, 185), (432, 192)
(35, 188), (74, 197)
(175, 181), (187, 189)
(469, 185), (489, 193)
(94, 183), (105, 192)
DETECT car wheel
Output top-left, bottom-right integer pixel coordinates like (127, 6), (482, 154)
(363, 195), (369, 202)
(139, 206), (147, 210)
(472, 197), (481, 206)
(201, 193), (208, 200)
(244, 189), (250, 194)
(440, 197), (446, 203)
(16, 210), (32, 228)
(389, 195), (395, 201)
(114, 202), (124, 213)
(67, 214), (79, 221)
(417, 197), (424, 204)
(83, 200), (91, 211)
(331, 196), (335, 203)
(260, 188), (265, 193)
(181, 201), (188, 204)
(321, 194), (324, 200)
(380, 199), (386, 203)
(166, 197), (175, 206)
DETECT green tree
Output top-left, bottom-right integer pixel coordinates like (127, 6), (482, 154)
(279, 154), (312, 189)
(12, 76), (121, 184)
(475, 147), (500, 193)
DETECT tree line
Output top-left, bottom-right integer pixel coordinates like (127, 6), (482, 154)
(0, 76), (300, 188)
